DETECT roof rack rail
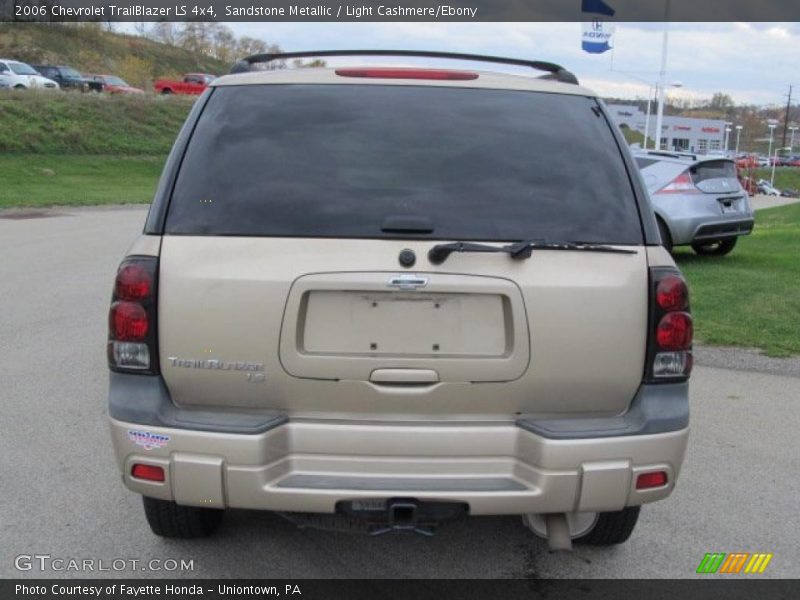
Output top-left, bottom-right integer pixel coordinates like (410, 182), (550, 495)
(229, 50), (579, 85)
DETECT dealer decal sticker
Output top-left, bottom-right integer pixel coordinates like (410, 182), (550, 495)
(127, 430), (170, 450)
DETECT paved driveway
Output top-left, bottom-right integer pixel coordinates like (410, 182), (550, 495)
(1, 207), (798, 579)
(750, 193), (800, 210)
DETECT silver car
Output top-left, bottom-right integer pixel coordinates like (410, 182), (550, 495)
(635, 150), (754, 255)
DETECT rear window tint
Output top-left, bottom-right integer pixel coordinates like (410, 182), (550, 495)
(691, 160), (737, 183)
(165, 85), (642, 243)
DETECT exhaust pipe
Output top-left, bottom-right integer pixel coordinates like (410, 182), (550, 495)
(544, 513), (573, 551)
(523, 511), (598, 550)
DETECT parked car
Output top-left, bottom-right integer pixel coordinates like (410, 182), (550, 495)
(0, 58), (59, 90)
(703, 150), (731, 160)
(32, 64), (103, 92)
(772, 155), (794, 167)
(153, 73), (215, 95)
(108, 51), (693, 549)
(756, 179), (781, 196)
(735, 154), (758, 169)
(84, 74), (145, 94)
(635, 150), (754, 255)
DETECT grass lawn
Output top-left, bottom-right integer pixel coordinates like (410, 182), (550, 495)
(0, 90), (192, 154)
(752, 167), (800, 191)
(673, 202), (800, 357)
(0, 154), (165, 207)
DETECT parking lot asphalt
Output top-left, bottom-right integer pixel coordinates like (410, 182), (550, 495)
(1, 206), (798, 579)
(750, 193), (800, 210)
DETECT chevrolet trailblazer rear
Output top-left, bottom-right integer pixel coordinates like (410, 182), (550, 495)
(107, 51), (691, 549)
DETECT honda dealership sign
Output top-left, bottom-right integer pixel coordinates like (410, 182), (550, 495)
(582, 19), (615, 53)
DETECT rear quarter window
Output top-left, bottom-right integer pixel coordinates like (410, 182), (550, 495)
(165, 84), (643, 244)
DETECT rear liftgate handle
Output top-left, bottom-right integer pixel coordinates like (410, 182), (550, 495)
(369, 369), (440, 386)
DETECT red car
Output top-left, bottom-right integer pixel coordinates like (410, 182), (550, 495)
(153, 73), (215, 95)
(735, 154), (758, 169)
(85, 74), (144, 94)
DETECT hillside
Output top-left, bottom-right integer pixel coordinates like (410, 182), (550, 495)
(619, 127), (654, 148)
(0, 23), (228, 89)
(0, 91), (193, 154)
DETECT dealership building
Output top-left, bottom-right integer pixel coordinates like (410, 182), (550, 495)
(606, 104), (727, 154)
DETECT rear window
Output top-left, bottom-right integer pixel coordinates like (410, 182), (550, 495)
(165, 85), (642, 243)
(690, 160), (737, 184)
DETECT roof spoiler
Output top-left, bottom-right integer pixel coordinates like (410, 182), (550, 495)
(229, 50), (579, 85)
(641, 150), (700, 162)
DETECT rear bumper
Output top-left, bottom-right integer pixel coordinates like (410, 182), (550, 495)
(668, 214), (754, 245)
(691, 218), (754, 242)
(653, 194), (754, 245)
(108, 375), (689, 516)
(110, 417), (687, 515)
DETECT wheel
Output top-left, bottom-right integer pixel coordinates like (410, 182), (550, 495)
(657, 218), (673, 253)
(161, 88), (173, 95)
(691, 237), (737, 256)
(142, 496), (224, 538)
(574, 506), (640, 546)
(13, 84), (26, 90)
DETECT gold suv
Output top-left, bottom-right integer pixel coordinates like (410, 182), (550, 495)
(107, 51), (692, 549)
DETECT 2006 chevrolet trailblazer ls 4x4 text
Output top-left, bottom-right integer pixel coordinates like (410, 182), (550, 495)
(107, 51), (692, 550)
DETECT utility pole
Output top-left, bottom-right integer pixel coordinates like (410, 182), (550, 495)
(654, 0), (671, 151)
(735, 125), (743, 155)
(768, 123), (776, 168)
(644, 87), (653, 149)
(782, 84), (793, 148)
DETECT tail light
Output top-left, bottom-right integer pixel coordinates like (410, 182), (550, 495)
(108, 256), (159, 374)
(645, 268), (692, 382)
(655, 171), (701, 195)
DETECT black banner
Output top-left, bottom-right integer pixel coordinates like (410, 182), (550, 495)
(2, 579), (799, 600)
(2, 0), (800, 22)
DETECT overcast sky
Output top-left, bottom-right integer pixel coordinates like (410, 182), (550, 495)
(183, 22), (796, 106)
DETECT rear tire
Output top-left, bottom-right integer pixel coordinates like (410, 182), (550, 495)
(691, 237), (737, 256)
(161, 88), (173, 95)
(142, 496), (224, 538)
(657, 219), (673, 253)
(574, 506), (640, 546)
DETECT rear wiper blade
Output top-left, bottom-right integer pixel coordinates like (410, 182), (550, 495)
(427, 241), (515, 265)
(428, 239), (637, 265)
